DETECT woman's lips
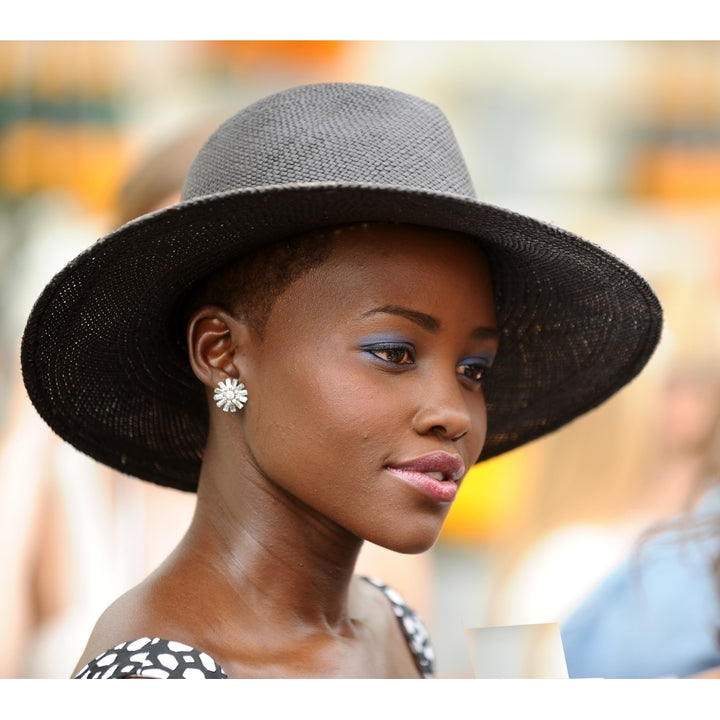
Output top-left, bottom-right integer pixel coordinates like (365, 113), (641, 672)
(385, 452), (466, 502)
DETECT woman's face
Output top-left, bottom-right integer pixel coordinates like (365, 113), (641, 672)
(657, 364), (720, 455)
(238, 224), (499, 553)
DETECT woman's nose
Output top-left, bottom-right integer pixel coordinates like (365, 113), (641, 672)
(411, 375), (474, 441)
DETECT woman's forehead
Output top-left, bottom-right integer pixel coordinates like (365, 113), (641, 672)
(265, 223), (496, 331)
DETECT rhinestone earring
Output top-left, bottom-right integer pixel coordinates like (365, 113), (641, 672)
(213, 378), (248, 412)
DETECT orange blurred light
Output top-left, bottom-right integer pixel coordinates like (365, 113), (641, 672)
(0, 121), (131, 214)
(440, 451), (530, 544)
(200, 40), (348, 68)
(630, 145), (720, 205)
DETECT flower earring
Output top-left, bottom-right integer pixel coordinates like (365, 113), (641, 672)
(214, 378), (248, 412)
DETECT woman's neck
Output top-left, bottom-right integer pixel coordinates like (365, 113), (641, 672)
(175, 456), (365, 635)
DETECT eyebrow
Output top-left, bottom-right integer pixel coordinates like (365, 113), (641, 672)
(362, 304), (499, 341)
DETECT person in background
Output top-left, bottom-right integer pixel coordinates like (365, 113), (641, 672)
(0, 125), (210, 678)
(560, 335), (720, 678)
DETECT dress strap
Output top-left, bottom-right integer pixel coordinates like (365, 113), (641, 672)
(362, 576), (435, 678)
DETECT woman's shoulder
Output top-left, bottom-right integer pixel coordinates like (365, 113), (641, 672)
(70, 574), (213, 678)
(74, 575), (434, 679)
(74, 637), (227, 679)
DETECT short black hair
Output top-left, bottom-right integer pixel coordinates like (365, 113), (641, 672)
(181, 226), (339, 337)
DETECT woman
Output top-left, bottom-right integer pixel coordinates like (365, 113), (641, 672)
(20, 82), (662, 678)
(560, 352), (720, 679)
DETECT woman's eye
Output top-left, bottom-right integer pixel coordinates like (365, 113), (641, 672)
(457, 361), (490, 385)
(366, 345), (416, 365)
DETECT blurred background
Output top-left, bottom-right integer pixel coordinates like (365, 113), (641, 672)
(1, 40), (720, 678)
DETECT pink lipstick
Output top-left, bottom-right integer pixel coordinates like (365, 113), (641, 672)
(385, 452), (466, 502)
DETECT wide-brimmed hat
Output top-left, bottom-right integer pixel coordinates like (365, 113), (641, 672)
(21, 82), (663, 492)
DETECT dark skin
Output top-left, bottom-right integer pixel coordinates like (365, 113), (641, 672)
(72, 224), (499, 678)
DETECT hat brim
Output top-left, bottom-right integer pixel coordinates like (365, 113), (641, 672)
(21, 183), (662, 491)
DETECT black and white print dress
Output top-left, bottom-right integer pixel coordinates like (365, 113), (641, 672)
(74, 577), (434, 679)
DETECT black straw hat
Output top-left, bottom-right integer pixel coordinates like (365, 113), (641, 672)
(21, 82), (663, 492)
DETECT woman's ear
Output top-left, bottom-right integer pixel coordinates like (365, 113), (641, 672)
(186, 305), (249, 388)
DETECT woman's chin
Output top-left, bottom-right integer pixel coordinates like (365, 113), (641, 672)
(369, 527), (444, 556)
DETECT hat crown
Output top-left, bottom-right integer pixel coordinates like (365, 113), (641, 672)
(181, 83), (477, 201)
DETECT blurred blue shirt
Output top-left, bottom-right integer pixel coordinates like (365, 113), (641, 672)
(560, 486), (720, 678)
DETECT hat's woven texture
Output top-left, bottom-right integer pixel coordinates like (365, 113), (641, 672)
(21, 83), (663, 492)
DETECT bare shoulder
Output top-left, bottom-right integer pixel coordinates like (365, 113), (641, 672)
(71, 575), (203, 677)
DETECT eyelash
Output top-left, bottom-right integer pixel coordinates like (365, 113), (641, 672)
(364, 343), (416, 366)
(363, 343), (491, 387)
